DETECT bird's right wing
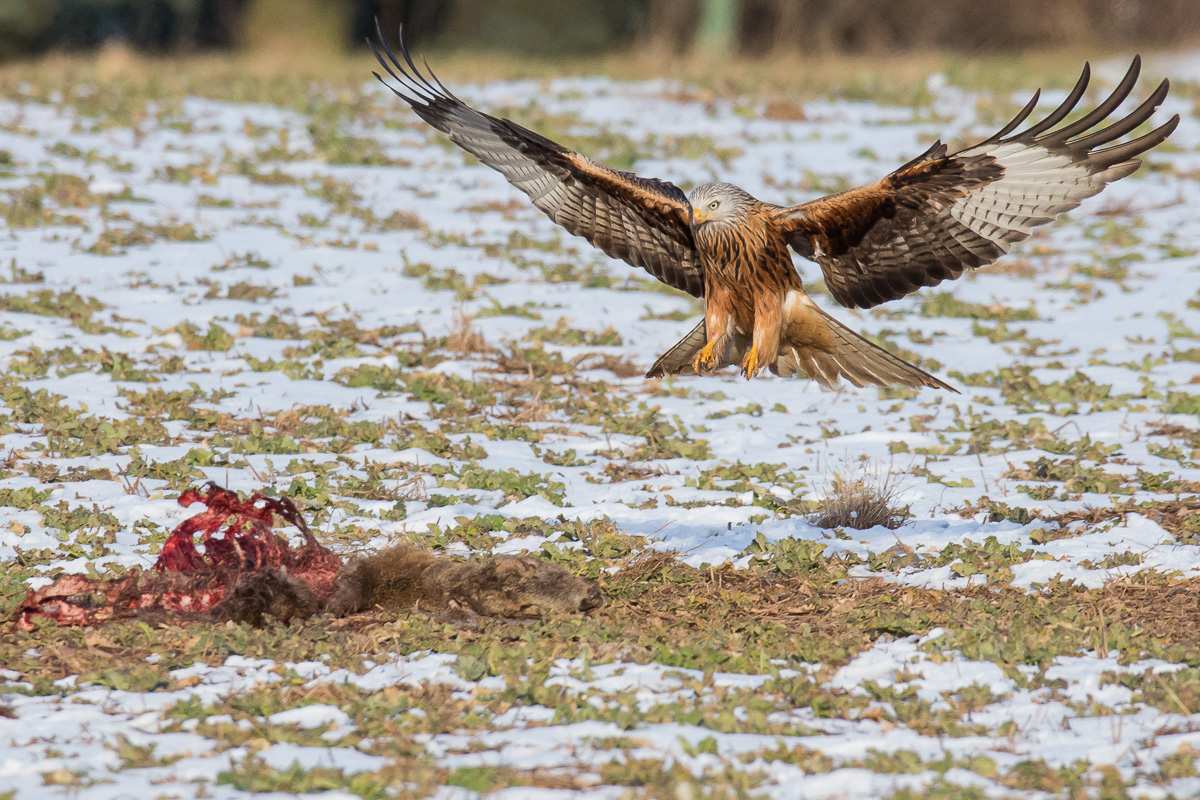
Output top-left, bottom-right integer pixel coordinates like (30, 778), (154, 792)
(371, 24), (705, 298)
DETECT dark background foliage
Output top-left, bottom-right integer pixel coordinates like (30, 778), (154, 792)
(2, 0), (1198, 63)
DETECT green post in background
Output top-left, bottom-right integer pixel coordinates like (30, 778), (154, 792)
(697, 0), (738, 52)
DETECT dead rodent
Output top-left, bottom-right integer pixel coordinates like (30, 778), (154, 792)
(324, 545), (605, 619)
(214, 568), (318, 626)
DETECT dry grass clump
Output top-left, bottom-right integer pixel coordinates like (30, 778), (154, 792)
(445, 311), (492, 356)
(813, 466), (910, 530)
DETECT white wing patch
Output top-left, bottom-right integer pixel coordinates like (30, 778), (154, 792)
(947, 141), (1127, 249)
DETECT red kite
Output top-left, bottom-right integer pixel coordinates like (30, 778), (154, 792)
(373, 28), (1177, 390)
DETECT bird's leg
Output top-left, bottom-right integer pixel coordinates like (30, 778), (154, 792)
(693, 339), (720, 372)
(694, 286), (733, 373)
(741, 345), (761, 379)
(743, 292), (783, 380)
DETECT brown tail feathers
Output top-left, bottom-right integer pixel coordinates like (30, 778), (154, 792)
(646, 292), (956, 392)
(646, 321), (709, 378)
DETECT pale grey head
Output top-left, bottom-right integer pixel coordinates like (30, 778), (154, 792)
(687, 182), (758, 230)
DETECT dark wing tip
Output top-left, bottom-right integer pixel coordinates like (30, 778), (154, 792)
(1092, 112), (1181, 166)
(933, 376), (960, 393)
(969, 54), (1176, 168)
(985, 88), (1041, 142)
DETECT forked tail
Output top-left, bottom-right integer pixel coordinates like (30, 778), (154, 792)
(645, 300), (956, 393)
(773, 302), (955, 391)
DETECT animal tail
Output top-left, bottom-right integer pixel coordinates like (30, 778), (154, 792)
(645, 322), (715, 378)
(645, 294), (957, 393)
(773, 299), (956, 392)
(645, 320), (752, 378)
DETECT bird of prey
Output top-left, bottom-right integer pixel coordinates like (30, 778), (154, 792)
(371, 28), (1178, 391)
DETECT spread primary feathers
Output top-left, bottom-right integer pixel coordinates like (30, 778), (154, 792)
(371, 25), (1178, 390)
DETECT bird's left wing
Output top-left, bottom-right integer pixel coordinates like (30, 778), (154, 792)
(370, 25), (704, 298)
(778, 58), (1179, 309)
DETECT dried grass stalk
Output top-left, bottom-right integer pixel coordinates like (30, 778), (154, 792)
(813, 466), (910, 530)
(445, 310), (491, 356)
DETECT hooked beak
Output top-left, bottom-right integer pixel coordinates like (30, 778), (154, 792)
(692, 207), (711, 224)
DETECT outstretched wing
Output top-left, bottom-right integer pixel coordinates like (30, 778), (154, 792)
(780, 58), (1179, 309)
(370, 24), (704, 298)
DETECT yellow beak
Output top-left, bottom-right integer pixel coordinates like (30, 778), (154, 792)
(693, 207), (711, 223)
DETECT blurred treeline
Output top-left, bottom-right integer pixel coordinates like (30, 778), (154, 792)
(3, 0), (1199, 62)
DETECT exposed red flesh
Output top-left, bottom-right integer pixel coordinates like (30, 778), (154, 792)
(14, 483), (341, 629)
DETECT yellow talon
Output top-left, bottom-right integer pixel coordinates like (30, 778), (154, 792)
(741, 345), (761, 380)
(693, 340), (718, 373)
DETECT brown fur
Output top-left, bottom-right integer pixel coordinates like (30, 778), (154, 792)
(215, 569), (319, 626)
(323, 545), (605, 619)
(169, 546), (604, 626)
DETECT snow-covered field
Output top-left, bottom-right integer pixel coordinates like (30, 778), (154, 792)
(0, 53), (1198, 798)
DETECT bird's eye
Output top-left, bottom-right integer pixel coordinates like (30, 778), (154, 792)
(709, 201), (719, 210)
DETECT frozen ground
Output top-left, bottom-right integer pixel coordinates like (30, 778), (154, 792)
(0, 53), (1197, 798)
